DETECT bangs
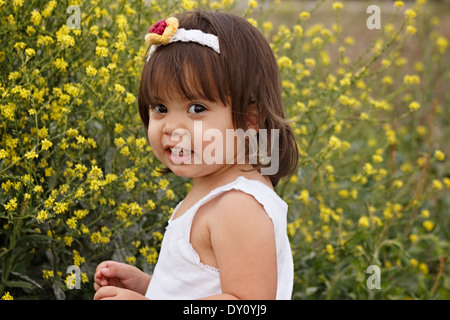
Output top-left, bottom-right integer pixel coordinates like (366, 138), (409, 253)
(139, 42), (229, 127)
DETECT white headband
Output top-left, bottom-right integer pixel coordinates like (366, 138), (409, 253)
(145, 17), (220, 62)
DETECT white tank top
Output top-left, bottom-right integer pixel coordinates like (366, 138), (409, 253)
(145, 176), (294, 300)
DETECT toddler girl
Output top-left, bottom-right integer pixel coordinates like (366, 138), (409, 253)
(94, 9), (298, 300)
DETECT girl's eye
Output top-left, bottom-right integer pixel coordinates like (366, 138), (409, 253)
(151, 104), (167, 114)
(188, 104), (207, 114)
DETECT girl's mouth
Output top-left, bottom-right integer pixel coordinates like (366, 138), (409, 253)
(167, 147), (193, 164)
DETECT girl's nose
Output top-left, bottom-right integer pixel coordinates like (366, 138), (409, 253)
(162, 114), (183, 136)
(162, 115), (190, 141)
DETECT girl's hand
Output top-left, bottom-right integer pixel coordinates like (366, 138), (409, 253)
(94, 261), (151, 296)
(93, 286), (149, 300)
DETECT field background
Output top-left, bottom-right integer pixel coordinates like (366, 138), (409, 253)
(0, 0), (449, 300)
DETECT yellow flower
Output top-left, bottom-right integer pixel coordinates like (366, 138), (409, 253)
(13, 0), (23, 7)
(42, 1), (57, 18)
(4, 198), (18, 212)
(326, 244), (334, 254)
(1, 292), (13, 300)
(115, 137), (125, 148)
(114, 123), (124, 134)
(363, 162), (376, 175)
(31, 10), (42, 26)
(146, 199), (156, 210)
(404, 9), (417, 19)
(36, 210), (48, 223)
(409, 234), (418, 243)
(53, 58), (68, 72)
(41, 139), (52, 151)
(166, 189), (175, 200)
(57, 35), (75, 48)
(422, 220), (434, 232)
(394, 1), (404, 8)
(66, 218), (77, 229)
(120, 146), (130, 156)
(25, 150), (38, 159)
(444, 178), (450, 188)
(406, 25), (417, 35)
(329, 135), (341, 150)
(248, 0), (258, 9)
(299, 11), (310, 20)
(95, 46), (109, 58)
(436, 36), (448, 54)
(358, 215), (369, 228)
(86, 66), (97, 76)
(434, 150), (445, 161)
(73, 250), (86, 266)
(393, 180), (403, 189)
(372, 154), (383, 163)
(126, 256), (137, 265)
(0, 149), (7, 159)
(420, 209), (430, 218)
(408, 101), (420, 111)
(263, 21), (273, 34)
(42, 270), (54, 279)
(114, 83), (125, 94)
(332, 2), (343, 11)
(25, 48), (36, 57)
(247, 18), (257, 28)
(404, 74), (420, 84)
(8, 71), (20, 81)
(64, 236), (73, 247)
(181, 0), (198, 11)
(297, 189), (309, 204)
(37, 35), (54, 47)
(277, 56), (292, 69)
(153, 231), (163, 242)
(409, 258), (418, 267)
(293, 25), (303, 37)
(432, 179), (443, 190)
(304, 58), (316, 67)
(124, 92), (136, 104)
(338, 189), (349, 198)
(419, 262), (429, 274)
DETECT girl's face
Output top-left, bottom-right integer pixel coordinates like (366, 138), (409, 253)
(147, 95), (238, 179)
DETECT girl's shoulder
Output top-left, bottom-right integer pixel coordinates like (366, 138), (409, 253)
(195, 176), (287, 226)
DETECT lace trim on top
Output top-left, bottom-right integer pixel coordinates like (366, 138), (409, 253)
(188, 243), (219, 274)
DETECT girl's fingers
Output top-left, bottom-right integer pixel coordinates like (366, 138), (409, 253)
(93, 286), (118, 300)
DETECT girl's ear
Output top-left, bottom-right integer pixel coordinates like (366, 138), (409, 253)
(246, 104), (258, 131)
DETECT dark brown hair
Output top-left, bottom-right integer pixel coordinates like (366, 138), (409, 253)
(138, 10), (298, 186)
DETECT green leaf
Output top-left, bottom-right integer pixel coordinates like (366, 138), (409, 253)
(5, 280), (33, 289)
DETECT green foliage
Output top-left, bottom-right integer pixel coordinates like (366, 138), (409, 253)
(1, 0), (449, 300)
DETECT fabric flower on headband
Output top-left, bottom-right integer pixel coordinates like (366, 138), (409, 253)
(145, 17), (179, 46)
(145, 17), (220, 62)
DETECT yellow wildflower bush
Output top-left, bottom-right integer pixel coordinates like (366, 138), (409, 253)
(0, 0), (449, 300)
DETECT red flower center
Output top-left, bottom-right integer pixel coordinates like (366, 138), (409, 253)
(149, 20), (167, 35)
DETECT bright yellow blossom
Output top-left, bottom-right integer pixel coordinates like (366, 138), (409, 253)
(332, 2), (343, 11)
(404, 9), (417, 19)
(408, 101), (420, 111)
(409, 258), (419, 267)
(422, 220), (434, 231)
(434, 150), (445, 161)
(358, 216), (369, 228)
(1, 292), (13, 300)
(299, 11), (310, 20)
